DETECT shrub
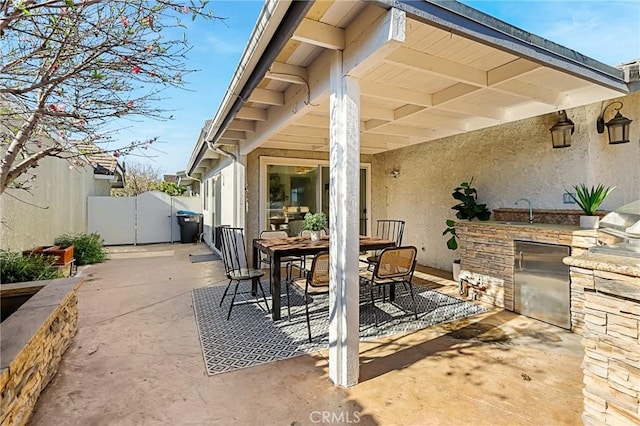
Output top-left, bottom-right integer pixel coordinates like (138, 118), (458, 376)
(0, 251), (61, 284)
(303, 212), (328, 231)
(55, 232), (107, 265)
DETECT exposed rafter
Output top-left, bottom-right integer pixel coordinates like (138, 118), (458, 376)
(264, 62), (308, 85)
(292, 18), (345, 50)
(249, 88), (285, 106)
(236, 107), (267, 121)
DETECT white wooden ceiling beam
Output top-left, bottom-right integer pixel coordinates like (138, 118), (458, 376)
(268, 135), (327, 145)
(437, 102), (505, 121)
(361, 105), (394, 121)
(236, 107), (267, 121)
(264, 140), (328, 152)
(368, 124), (433, 138)
(227, 120), (255, 132)
(363, 119), (390, 131)
(393, 112), (469, 131)
(385, 46), (487, 87)
(278, 125), (329, 138)
(493, 80), (564, 106)
(221, 130), (246, 140)
(248, 88), (284, 106)
(265, 62), (308, 85)
(361, 81), (432, 107)
(292, 18), (345, 50)
(343, 8), (406, 78)
(393, 104), (425, 121)
(432, 83), (481, 106)
(487, 58), (541, 86)
(295, 114), (329, 128)
(360, 133), (410, 146)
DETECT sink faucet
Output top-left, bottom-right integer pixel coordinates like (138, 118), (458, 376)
(516, 198), (534, 223)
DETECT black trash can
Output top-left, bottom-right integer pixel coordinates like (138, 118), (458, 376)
(176, 210), (202, 243)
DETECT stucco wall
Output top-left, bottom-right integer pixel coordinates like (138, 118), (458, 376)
(201, 157), (235, 249)
(372, 92), (640, 271)
(0, 157), (105, 251)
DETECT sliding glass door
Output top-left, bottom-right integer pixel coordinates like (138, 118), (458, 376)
(261, 157), (370, 236)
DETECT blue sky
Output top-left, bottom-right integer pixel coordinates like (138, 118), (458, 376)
(123, 0), (640, 176)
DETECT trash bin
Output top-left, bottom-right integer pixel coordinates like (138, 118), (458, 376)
(176, 210), (202, 243)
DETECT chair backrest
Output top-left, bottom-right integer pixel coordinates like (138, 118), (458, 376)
(287, 219), (305, 237)
(308, 252), (330, 288)
(375, 219), (405, 246)
(260, 230), (288, 239)
(259, 230), (288, 261)
(374, 246), (417, 280)
(220, 227), (250, 275)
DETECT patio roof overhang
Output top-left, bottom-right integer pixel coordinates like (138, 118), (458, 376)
(186, 0), (632, 177)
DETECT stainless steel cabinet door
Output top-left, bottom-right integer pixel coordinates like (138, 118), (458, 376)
(514, 241), (571, 329)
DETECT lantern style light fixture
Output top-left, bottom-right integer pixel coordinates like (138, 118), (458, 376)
(596, 101), (633, 144)
(549, 110), (574, 148)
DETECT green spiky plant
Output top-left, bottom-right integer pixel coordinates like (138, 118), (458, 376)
(566, 184), (615, 216)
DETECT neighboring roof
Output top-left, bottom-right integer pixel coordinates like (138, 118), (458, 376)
(187, 0), (636, 178)
(74, 142), (125, 187)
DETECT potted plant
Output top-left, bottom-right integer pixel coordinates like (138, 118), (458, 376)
(303, 212), (328, 241)
(443, 178), (491, 281)
(566, 183), (615, 229)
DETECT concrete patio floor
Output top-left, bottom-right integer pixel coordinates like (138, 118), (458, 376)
(29, 243), (584, 425)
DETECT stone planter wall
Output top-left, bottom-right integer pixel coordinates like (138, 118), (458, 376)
(0, 277), (82, 426)
(564, 254), (640, 425)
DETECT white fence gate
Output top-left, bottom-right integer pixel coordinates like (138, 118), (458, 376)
(88, 191), (201, 245)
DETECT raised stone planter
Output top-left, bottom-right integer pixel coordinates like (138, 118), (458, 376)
(564, 254), (640, 425)
(0, 277), (82, 426)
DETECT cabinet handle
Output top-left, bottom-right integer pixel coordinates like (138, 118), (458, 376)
(518, 251), (524, 271)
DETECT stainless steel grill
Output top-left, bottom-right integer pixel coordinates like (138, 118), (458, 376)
(589, 200), (640, 258)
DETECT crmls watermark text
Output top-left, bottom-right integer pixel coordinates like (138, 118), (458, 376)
(309, 411), (361, 424)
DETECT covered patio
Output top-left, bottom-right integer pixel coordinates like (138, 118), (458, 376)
(185, 0), (634, 389)
(30, 243), (584, 425)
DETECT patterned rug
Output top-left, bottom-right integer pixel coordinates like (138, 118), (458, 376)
(192, 282), (487, 376)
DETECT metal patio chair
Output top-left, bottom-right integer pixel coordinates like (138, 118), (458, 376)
(363, 219), (405, 270)
(219, 227), (270, 320)
(359, 246), (418, 327)
(286, 251), (330, 342)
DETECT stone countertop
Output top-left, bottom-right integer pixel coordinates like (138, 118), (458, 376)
(564, 252), (640, 278)
(462, 220), (581, 233)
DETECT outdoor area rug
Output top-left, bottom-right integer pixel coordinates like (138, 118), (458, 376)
(189, 253), (221, 263)
(192, 282), (487, 376)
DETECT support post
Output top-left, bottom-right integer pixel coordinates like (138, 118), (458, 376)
(328, 49), (361, 387)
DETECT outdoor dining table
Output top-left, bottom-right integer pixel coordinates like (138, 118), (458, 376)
(253, 235), (395, 320)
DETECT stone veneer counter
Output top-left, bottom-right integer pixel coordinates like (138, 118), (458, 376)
(562, 253), (640, 425)
(457, 221), (596, 318)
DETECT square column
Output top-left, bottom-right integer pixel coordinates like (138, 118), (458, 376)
(328, 49), (361, 387)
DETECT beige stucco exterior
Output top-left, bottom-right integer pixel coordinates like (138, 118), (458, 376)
(238, 92), (639, 272)
(0, 156), (112, 251)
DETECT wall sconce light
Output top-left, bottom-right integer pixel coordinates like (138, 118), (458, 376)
(596, 101), (632, 144)
(390, 169), (400, 178)
(549, 110), (574, 148)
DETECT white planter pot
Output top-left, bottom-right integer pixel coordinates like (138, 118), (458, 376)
(580, 215), (600, 229)
(452, 261), (461, 282)
(310, 230), (321, 241)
